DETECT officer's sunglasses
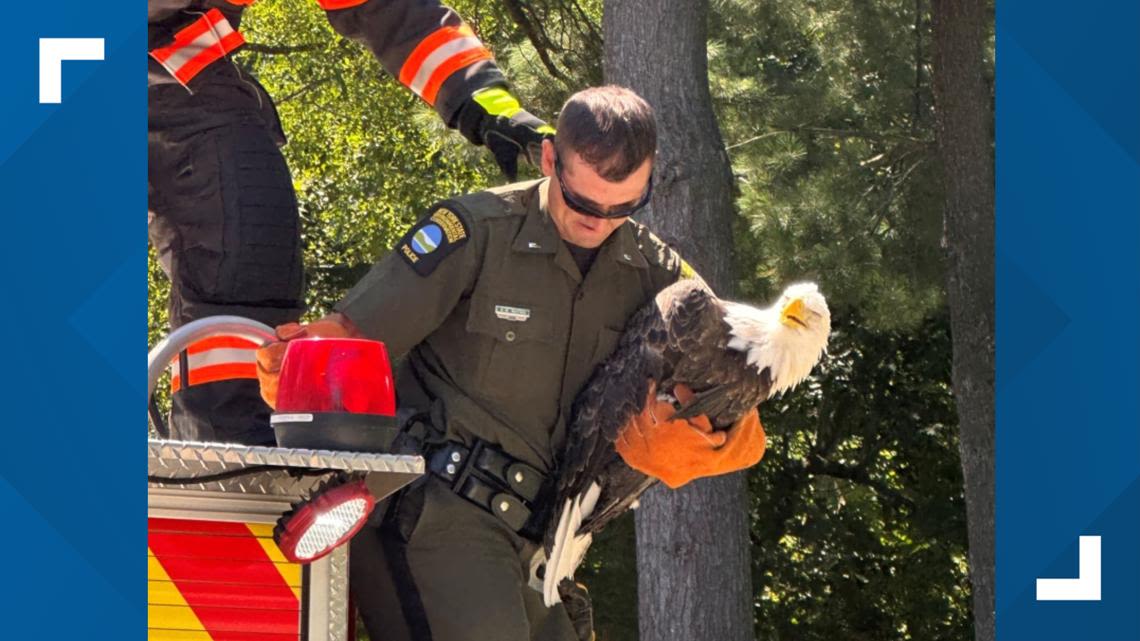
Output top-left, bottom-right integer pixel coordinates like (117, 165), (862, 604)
(554, 153), (653, 219)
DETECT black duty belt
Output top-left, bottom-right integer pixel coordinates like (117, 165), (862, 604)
(425, 439), (549, 541)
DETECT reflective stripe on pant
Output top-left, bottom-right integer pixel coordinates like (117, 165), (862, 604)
(350, 479), (584, 641)
(149, 66), (303, 445)
(165, 335), (270, 445)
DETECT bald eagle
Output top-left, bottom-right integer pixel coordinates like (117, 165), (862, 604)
(541, 279), (830, 606)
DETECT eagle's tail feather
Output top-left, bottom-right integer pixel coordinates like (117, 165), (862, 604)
(542, 482), (601, 607)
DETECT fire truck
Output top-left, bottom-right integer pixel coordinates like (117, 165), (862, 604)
(148, 317), (423, 641)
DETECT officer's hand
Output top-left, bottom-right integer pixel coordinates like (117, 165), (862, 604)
(615, 383), (766, 489)
(456, 87), (554, 180)
(255, 315), (356, 409)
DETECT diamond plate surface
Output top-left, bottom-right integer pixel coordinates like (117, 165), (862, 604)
(148, 439), (423, 475)
(148, 471), (333, 497)
(327, 545), (350, 640)
(148, 439), (423, 499)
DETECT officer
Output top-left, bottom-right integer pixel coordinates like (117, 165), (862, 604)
(149, 0), (552, 444)
(256, 86), (764, 641)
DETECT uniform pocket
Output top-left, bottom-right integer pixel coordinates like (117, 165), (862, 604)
(465, 296), (557, 403)
(156, 122), (303, 310)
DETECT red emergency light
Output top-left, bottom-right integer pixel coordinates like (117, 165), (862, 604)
(274, 474), (376, 564)
(270, 337), (399, 452)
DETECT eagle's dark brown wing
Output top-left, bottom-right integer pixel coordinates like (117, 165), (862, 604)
(545, 300), (667, 551)
(662, 283), (773, 428)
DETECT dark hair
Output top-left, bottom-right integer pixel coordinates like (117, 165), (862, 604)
(555, 86), (657, 181)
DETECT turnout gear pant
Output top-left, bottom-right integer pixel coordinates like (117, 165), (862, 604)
(350, 478), (587, 641)
(149, 64), (304, 445)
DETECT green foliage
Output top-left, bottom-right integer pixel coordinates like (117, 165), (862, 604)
(148, 244), (171, 435)
(714, 0), (946, 332)
(751, 313), (969, 641)
(146, 1), (978, 639)
(242, 0), (494, 314)
(710, 2), (971, 639)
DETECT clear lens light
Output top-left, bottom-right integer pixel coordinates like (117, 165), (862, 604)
(294, 497), (370, 560)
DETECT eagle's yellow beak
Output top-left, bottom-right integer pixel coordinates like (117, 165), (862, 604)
(781, 298), (808, 328)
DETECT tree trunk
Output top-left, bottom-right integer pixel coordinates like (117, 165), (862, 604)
(604, 1), (753, 640)
(931, 2), (995, 640)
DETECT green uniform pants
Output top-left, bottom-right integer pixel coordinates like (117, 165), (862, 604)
(351, 479), (585, 641)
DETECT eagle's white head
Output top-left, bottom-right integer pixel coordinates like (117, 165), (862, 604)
(723, 282), (831, 396)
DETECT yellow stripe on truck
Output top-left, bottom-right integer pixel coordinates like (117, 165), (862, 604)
(147, 550), (206, 632)
(147, 549), (302, 587)
(148, 604), (208, 632)
(246, 523), (303, 600)
(147, 630), (214, 641)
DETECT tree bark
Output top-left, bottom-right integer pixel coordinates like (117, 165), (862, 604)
(931, 2), (995, 640)
(604, 1), (753, 640)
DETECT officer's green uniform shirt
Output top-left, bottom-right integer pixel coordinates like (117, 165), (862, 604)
(335, 178), (685, 473)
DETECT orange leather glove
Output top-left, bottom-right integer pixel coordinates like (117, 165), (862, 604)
(255, 315), (356, 409)
(615, 383), (766, 489)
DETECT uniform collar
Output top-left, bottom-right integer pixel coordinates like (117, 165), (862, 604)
(603, 219), (650, 270)
(512, 179), (560, 255)
(512, 179), (649, 271)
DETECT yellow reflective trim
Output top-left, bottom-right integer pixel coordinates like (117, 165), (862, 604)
(148, 581), (193, 607)
(273, 561), (303, 587)
(472, 86), (522, 118)
(147, 553), (204, 632)
(148, 630), (214, 641)
(148, 605), (210, 632)
(246, 524), (303, 600)
(147, 555), (171, 580)
(244, 523), (275, 538)
(537, 124), (556, 135)
(147, 551), (302, 587)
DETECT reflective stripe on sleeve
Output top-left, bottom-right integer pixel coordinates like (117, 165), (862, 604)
(314, 0), (369, 9)
(169, 335), (259, 392)
(398, 25), (494, 106)
(149, 9), (246, 87)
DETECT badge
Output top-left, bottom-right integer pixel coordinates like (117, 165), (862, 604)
(495, 305), (531, 322)
(398, 205), (470, 276)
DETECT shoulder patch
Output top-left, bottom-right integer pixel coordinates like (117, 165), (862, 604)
(397, 205), (470, 276)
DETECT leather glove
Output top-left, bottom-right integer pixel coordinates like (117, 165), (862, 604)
(255, 316), (355, 409)
(456, 86), (555, 180)
(615, 383), (766, 489)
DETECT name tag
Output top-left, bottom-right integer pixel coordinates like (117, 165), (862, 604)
(495, 305), (531, 322)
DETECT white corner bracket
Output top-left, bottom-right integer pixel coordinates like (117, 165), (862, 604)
(39, 38), (105, 104)
(1035, 535), (1102, 601)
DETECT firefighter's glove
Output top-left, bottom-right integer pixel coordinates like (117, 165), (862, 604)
(255, 316), (355, 409)
(456, 86), (554, 180)
(615, 383), (766, 489)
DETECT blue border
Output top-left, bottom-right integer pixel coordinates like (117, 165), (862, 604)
(2, 2), (1139, 639)
(0, 6), (142, 639)
(997, 0), (1140, 639)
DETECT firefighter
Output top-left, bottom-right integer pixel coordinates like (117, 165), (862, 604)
(256, 86), (764, 641)
(149, 0), (552, 444)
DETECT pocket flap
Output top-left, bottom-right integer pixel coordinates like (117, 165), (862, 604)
(466, 296), (554, 344)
